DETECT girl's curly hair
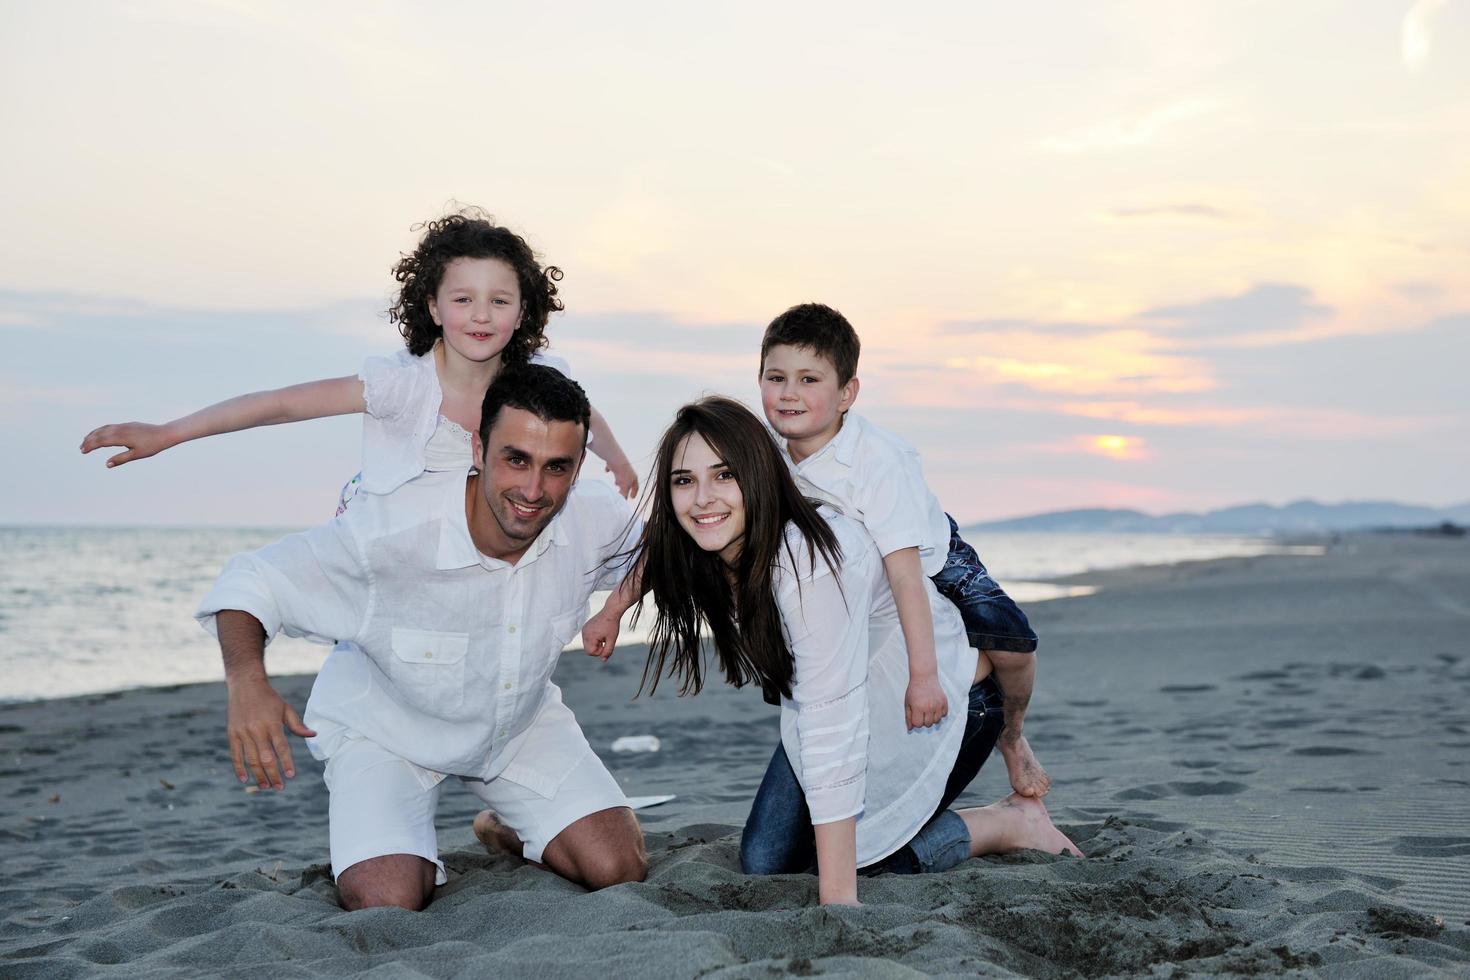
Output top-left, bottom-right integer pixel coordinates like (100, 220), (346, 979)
(388, 207), (564, 363)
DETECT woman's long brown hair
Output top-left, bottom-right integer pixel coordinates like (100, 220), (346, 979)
(630, 396), (842, 702)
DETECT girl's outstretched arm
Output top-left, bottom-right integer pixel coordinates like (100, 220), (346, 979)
(81, 376), (367, 468)
(588, 406), (639, 499)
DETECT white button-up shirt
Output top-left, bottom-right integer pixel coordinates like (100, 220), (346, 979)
(778, 411), (953, 577)
(196, 469), (637, 794)
(777, 510), (978, 867)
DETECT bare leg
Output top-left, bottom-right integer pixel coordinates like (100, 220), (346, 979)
(986, 649), (1052, 798)
(336, 853), (438, 911)
(958, 793), (1081, 859)
(474, 806), (647, 890)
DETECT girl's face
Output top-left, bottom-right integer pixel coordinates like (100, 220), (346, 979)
(669, 433), (745, 566)
(428, 257), (522, 364)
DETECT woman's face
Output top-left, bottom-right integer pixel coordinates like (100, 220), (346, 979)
(669, 432), (745, 566)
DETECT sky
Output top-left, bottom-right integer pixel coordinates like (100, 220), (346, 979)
(2, 0), (1467, 526)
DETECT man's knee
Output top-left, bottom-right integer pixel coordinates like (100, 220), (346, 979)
(336, 856), (436, 911)
(339, 881), (430, 911)
(579, 848), (648, 890)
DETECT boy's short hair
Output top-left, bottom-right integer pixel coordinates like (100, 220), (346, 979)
(479, 364), (591, 453)
(760, 303), (861, 385)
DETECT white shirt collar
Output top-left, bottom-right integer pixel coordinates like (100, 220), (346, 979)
(790, 411), (862, 471)
(436, 471), (567, 571)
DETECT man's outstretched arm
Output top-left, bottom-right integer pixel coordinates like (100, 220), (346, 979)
(218, 609), (316, 791)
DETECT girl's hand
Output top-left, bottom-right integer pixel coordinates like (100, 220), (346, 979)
(904, 672), (949, 730)
(582, 608), (623, 661)
(606, 458), (640, 499)
(80, 422), (178, 467)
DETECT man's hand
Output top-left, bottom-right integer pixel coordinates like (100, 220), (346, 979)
(582, 608), (623, 662)
(904, 672), (949, 730)
(80, 421), (177, 468)
(997, 731), (1051, 798)
(606, 458), (639, 499)
(227, 676), (316, 790)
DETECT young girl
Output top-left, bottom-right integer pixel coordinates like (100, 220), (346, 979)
(80, 208), (640, 501)
(590, 397), (1078, 906)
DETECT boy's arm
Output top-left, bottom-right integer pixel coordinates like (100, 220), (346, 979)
(587, 406), (639, 499)
(883, 547), (948, 730)
(81, 376), (366, 468)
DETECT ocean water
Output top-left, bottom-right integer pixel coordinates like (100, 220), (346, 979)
(0, 526), (1321, 704)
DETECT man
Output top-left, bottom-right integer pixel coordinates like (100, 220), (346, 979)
(196, 365), (646, 910)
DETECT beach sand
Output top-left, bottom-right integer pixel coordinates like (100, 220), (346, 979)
(3, 533), (1468, 977)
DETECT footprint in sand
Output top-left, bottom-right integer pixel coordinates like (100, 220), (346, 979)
(1391, 835), (1470, 857)
(1115, 781), (1248, 800)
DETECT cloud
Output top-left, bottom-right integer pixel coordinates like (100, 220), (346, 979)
(1103, 203), (1238, 222)
(1138, 283), (1333, 337)
(1403, 0), (1448, 71)
(1040, 98), (1221, 153)
(937, 318), (1112, 336)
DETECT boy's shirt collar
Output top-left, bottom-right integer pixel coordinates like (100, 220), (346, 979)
(787, 411), (863, 470)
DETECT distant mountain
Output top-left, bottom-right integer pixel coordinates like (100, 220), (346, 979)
(967, 500), (1470, 535)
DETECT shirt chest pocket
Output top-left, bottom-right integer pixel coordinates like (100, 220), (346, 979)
(389, 628), (470, 715)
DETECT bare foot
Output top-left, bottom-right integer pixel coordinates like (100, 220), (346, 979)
(1003, 793), (1082, 857)
(959, 793), (1082, 859)
(998, 733), (1051, 798)
(472, 810), (524, 857)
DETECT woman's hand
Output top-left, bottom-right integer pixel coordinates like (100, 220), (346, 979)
(813, 818), (859, 906)
(81, 421), (179, 467)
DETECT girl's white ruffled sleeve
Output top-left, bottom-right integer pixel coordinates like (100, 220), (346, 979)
(356, 350), (438, 494)
(778, 541), (876, 825)
(358, 349), (424, 422)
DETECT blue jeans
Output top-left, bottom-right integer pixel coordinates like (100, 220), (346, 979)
(740, 675), (1006, 876)
(931, 515), (1038, 654)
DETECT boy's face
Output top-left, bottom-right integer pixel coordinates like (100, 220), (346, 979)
(759, 344), (858, 452)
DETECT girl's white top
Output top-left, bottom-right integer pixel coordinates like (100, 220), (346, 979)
(777, 508), (979, 867)
(357, 348), (574, 493)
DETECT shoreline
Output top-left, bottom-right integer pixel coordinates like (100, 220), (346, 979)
(3, 532), (1468, 975)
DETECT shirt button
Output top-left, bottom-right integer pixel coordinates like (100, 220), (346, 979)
(504, 682), (513, 690)
(424, 651), (433, 659)
(508, 625), (517, 634)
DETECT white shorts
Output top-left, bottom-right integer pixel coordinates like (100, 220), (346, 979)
(323, 738), (627, 885)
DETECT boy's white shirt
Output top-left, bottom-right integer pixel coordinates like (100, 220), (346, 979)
(356, 348), (574, 495)
(777, 411), (953, 577)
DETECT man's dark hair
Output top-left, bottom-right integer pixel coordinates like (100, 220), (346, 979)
(759, 303), (861, 385)
(478, 364), (591, 454)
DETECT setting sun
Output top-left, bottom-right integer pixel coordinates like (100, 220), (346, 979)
(1090, 434), (1146, 460)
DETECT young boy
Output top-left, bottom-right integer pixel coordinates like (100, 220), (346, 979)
(758, 303), (1050, 798)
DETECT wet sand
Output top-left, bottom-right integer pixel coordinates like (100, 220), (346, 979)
(3, 533), (1468, 977)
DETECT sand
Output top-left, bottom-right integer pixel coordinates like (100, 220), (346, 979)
(3, 533), (1468, 977)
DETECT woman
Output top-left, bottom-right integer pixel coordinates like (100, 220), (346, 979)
(589, 397), (1078, 905)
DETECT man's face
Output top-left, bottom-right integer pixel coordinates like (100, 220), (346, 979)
(471, 406), (585, 561)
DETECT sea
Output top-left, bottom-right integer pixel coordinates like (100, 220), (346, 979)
(0, 526), (1323, 704)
